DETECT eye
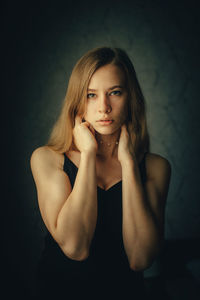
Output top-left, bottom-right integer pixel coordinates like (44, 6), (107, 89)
(87, 93), (96, 99)
(110, 90), (122, 96)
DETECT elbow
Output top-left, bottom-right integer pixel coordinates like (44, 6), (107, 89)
(53, 225), (90, 261)
(129, 257), (153, 271)
(129, 238), (164, 271)
(129, 248), (161, 271)
(129, 248), (162, 271)
(59, 242), (89, 261)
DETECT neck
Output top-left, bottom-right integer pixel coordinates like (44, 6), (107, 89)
(95, 129), (120, 160)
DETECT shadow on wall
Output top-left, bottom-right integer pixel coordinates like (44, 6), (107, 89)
(144, 238), (200, 300)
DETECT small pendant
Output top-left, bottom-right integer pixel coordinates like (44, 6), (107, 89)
(99, 140), (119, 146)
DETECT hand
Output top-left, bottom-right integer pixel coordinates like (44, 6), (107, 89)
(73, 116), (98, 154)
(118, 124), (136, 163)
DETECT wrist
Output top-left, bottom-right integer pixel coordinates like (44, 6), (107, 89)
(81, 150), (97, 158)
(119, 153), (137, 166)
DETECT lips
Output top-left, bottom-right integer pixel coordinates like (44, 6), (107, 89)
(97, 119), (113, 126)
(97, 119), (113, 122)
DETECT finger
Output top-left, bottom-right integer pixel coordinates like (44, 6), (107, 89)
(75, 115), (82, 125)
(120, 125), (129, 139)
(81, 121), (95, 136)
(80, 121), (92, 132)
(121, 124), (127, 133)
(81, 120), (89, 127)
(89, 124), (95, 135)
(82, 121), (93, 132)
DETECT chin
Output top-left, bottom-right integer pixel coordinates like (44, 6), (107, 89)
(94, 125), (120, 135)
(95, 130), (113, 135)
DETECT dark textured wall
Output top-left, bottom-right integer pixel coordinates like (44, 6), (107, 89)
(3, 0), (200, 298)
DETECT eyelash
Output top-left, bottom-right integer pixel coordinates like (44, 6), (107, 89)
(87, 90), (122, 99)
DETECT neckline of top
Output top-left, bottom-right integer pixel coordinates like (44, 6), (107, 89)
(63, 152), (147, 192)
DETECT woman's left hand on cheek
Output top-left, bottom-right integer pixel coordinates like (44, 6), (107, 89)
(118, 124), (136, 163)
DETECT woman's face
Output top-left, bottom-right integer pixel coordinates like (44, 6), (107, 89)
(83, 64), (128, 135)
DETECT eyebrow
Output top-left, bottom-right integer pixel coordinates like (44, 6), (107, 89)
(87, 85), (124, 92)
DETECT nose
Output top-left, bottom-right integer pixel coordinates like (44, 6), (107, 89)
(98, 93), (112, 113)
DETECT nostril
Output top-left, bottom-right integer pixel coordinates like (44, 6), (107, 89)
(98, 106), (112, 113)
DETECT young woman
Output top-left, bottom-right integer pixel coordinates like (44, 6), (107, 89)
(30, 47), (171, 299)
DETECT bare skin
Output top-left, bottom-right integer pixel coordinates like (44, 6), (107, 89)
(30, 64), (171, 268)
(67, 147), (122, 191)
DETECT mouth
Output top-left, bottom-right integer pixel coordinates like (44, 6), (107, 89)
(97, 119), (114, 125)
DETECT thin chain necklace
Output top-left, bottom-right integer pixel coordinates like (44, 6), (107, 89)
(99, 140), (119, 147)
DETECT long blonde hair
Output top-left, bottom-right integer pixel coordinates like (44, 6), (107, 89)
(46, 47), (150, 162)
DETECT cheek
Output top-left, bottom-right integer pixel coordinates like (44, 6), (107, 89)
(117, 103), (128, 120)
(83, 103), (95, 120)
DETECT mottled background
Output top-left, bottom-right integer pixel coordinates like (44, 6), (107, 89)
(3, 0), (200, 298)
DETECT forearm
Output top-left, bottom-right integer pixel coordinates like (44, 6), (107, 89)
(56, 151), (97, 259)
(121, 158), (161, 270)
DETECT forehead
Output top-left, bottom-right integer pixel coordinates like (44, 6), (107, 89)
(88, 64), (125, 88)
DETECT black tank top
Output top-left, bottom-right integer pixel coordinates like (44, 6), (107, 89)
(36, 152), (148, 300)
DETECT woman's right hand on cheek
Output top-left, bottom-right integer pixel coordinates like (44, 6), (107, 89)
(73, 115), (98, 154)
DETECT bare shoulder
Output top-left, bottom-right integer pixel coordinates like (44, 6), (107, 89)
(30, 145), (64, 165)
(30, 146), (64, 176)
(145, 152), (172, 181)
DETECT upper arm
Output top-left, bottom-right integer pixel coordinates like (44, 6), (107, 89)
(144, 154), (172, 236)
(30, 147), (72, 241)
